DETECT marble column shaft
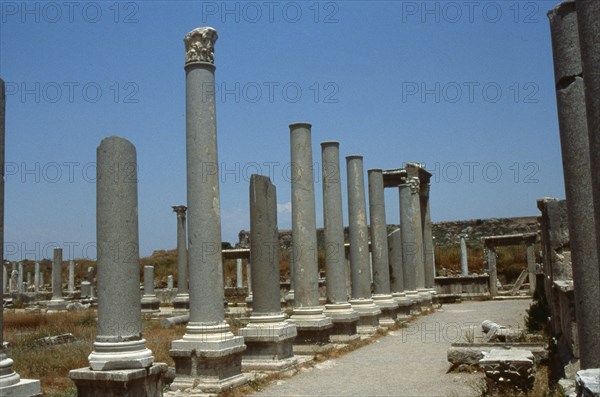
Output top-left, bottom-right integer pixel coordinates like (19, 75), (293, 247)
(486, 245), (498, 297)
(321, 141), (348, 304)
(173, 206), (188, 294)
(399, 184), (417, 291)
(420, 184), (435, 288)
(52, 248), (63, 300)
(460, 235), (468, 276)
(388, 228), (404, 293)
(68, 260), (75, 292)
(549, 0), (600, 368)
(290, 122), (320, 308)
(90, 136), (152, 371)
(368, 169), (392, 295)
(347, 156), (372, 299)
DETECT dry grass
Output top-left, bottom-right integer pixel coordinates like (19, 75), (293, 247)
(3, 311), (188, 396)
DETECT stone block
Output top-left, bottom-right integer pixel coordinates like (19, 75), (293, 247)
(576, 369), (600, 397)
(479, 349), (535, 391)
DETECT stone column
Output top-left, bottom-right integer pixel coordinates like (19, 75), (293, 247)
(388, 227), (411, 318)
(321, 142), (359, 342)
(17, 262), (23, 293)
(47, 248), (67, 311)
(141, 265), (160, 315)
(9, 271), (16, 293)
(408, 177), (430, 308)
(87, 266), (94, 284)
(167, 275), (174, 289)
(486, 244), (498, 297)
(526, 242), (536, 294)
(420, 183), (435, 289)
(399, 182), (419, 308)
(169, 27), (246, 393)
(287, 122), (332, 352)
(80, 281), (91, 299)
(236, 258), (243, 288)
(460, 234), (469, 276)
(347, 155), (381, 334)
(172, 205), (189, 310)
(240, 175), (297, 370)
(245, 261), (253, 305)
(2, 263), (6, 294)
(368, 169), (398, 327)
(26, 272), (31, 290)
(34, 262), (39, 293)
(0, 78), (42, 397)
(284, 247), (295, 305)
(68, 260), (75, 293)
(549, 1), (600, 369)
(70, 136), (166, 395)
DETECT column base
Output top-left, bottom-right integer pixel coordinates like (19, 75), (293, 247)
(239, 313), (298, 371)
(45, 298), (68, 312)
(141, 296), (161, 315)
(89, 339), (155, 371)
(349, 298), (381, 335)
(392, 292), (414, 320)
(69, 363), (167, 397)
(323, 303), (360, 343)
(0, 379), (42, 397)
(283, 290), (295, 308)
(372, 294), (399, 328)
(417, 288), (433, 311)
(288, 306), (333, 354)
(404, 290), (422, 315)
(172, 294), (190, 310)
(169, 322), (247, 393)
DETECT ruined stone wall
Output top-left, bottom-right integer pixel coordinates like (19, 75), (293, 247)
(236, 216), (538, 248)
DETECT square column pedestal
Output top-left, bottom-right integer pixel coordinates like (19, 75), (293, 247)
(70, 364), (167, 397)
(288, 307), (333, 355)
(349, 299), (381, 336)
(169, 323), (247, 394)
(324, 303), (360, 343)
(372, 294), (399, 328)
(418, 289), (434, 311)
(239, 313), (298, 371)
(392, 292), (414, 321)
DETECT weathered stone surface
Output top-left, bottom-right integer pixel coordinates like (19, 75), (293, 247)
(479, 349), (535, 391)
(70, 363), (167, 397)
(447, 343), (548, 366)
(88, 136), (153, 372)
(576, 368), (600, 397)
(548, 1), (600, 369)
(169, 27), (246, 393)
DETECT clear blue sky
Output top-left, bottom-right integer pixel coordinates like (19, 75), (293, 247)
(0, 0), (564, 259)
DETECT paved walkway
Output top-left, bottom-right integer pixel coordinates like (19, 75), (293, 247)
(254, 299), (532, 397)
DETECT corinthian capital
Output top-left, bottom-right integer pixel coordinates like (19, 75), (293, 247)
(408, 177), (420, 194)
(184, 27), (218, 65)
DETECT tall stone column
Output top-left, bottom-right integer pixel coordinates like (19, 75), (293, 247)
(388, 227), (411, 318)
(321, 142), (359, 342)
(486, 244), (498, 297)
(420, 183), (435, 289)
(0, 77), (42, 397)
(172, 205), (189, 311)
(17, 262), (23, 293)
(407, 177), (430, 308)
(70, 136), (165, 396)
(141, 266), (160, 315)
(288, 123), (332, 352)
(368, 169), (398, 327)
(2, 263), (6, 293)
(347, 155), (381, 334)
(169, 27), (246, 393)
(236, 258), (243, 288)
(460, 234), (469, 276)
(526, 242), (536, 294)
(47, 248), (67, 311)
(399, 182), (419, 309)
(34, 262), (39, 293)
(68, 260), (75, 293)
(240, 175), (297, 370)
(549, 1), (600, 368)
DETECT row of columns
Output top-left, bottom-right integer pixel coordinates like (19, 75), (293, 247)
(548, 0), (600, 369)
(2, 259), (87, 294)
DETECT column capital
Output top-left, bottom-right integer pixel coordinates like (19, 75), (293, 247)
(184, 27), (217, 66)
(172, 205), (187, 217)
(408, 177), (420, 194)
